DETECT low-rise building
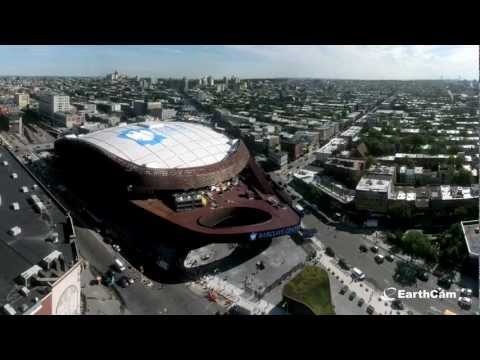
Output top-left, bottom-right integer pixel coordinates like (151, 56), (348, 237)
(355, 175), (393, 213)
(268, 150), (288, 169)
(53, 112), (85, 129)
(314, 137), (348, 163)
(324, 157), (365, 187)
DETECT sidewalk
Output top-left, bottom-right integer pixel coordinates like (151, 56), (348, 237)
(191, 274), (280, 315)
(81, 267), (130, 315)
(310, 236), (416, 315)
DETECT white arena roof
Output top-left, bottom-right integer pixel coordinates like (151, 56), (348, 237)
(76, 121), (238, 169)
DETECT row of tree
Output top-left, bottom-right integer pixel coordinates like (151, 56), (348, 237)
(386, 223), (468, 269)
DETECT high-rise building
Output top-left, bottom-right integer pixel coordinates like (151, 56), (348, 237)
(15, 93), (29, 109)
(38, 94), (70, 116)
(183, 77), (189, 91)
(207, 76), (214, 86)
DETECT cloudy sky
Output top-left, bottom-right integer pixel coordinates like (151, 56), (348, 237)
(0, 45), (477, 79)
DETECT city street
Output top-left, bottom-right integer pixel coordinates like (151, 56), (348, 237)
(302, 213), (479, 315)
(75, 226), (224, 315)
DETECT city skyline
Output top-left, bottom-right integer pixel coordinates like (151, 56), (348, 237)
(0, 45), (477, 80)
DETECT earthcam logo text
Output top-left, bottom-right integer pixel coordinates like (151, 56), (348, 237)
(382, 287), (457, 301)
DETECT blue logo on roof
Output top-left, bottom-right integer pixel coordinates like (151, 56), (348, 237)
(118, 128), (166, 146)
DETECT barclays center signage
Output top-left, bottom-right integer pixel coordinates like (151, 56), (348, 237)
(249, 224), (301, 241)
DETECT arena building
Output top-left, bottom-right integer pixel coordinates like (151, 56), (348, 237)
(54, 121), (300, 243)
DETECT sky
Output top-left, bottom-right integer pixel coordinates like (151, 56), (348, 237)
(0, 45), (477, 80)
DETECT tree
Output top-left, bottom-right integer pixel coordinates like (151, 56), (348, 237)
(365, 156), (376, 169)
(455, 154), (465, 170)
(401, 230), (436, 262)
(447, 145), (460, 155)
(436, 224), (468, 269)
(452, 168), (472, 186)
(393, 261), (417, 286)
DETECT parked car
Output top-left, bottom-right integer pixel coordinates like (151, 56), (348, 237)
(392, 299), (404, 310)
(417, 271), (429, 282)
(348, 292), (357, 301)
(340, 285), (348, 295)
(374, 254), (385, 264)
(113, 258), (126, 272)
(366, 305), (375, 315)
(325, 247), (335, 257)
(461, 288), (473, 297)
(438, 277), (453, 289)
(117, 276), (130, 288)
(370, 246), (379, 253)
(458, 297), (472, 309)
(432, 268), (444, 277)
(351, 267), (366, 281)
(385, 254), (395, 262)
(103, 270), (116, 287)
(357, 298), (365, 307)
(338, 258), (350, 270)
(359, 244), (368, 252)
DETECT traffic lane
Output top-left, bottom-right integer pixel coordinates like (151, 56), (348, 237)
(117, 281), (222, 315)
(303, 215), (475, 314)
(76, 226), (220, 315)
(75, 226), (114, 273)
(304, 215), (471, 314)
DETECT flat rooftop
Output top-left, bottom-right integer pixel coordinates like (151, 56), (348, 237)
(356, 177), (391, 192)
(461, 220), (480, 257)
(0, 145), (77, 313)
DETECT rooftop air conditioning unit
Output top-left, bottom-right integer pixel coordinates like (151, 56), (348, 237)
(40, 250), (63, 271)
(19, 265), (42, 288)
(9, 226), (22, 236)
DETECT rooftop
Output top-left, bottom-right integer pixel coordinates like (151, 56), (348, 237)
(461, 220), (480, 257)
(0, 145), (77, 313)
(356, 176), (391, 192)
(69, 121), (238, 169)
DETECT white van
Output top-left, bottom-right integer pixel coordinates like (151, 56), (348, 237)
(114, 258), (126, 272)
(351, 267), (366, 280)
